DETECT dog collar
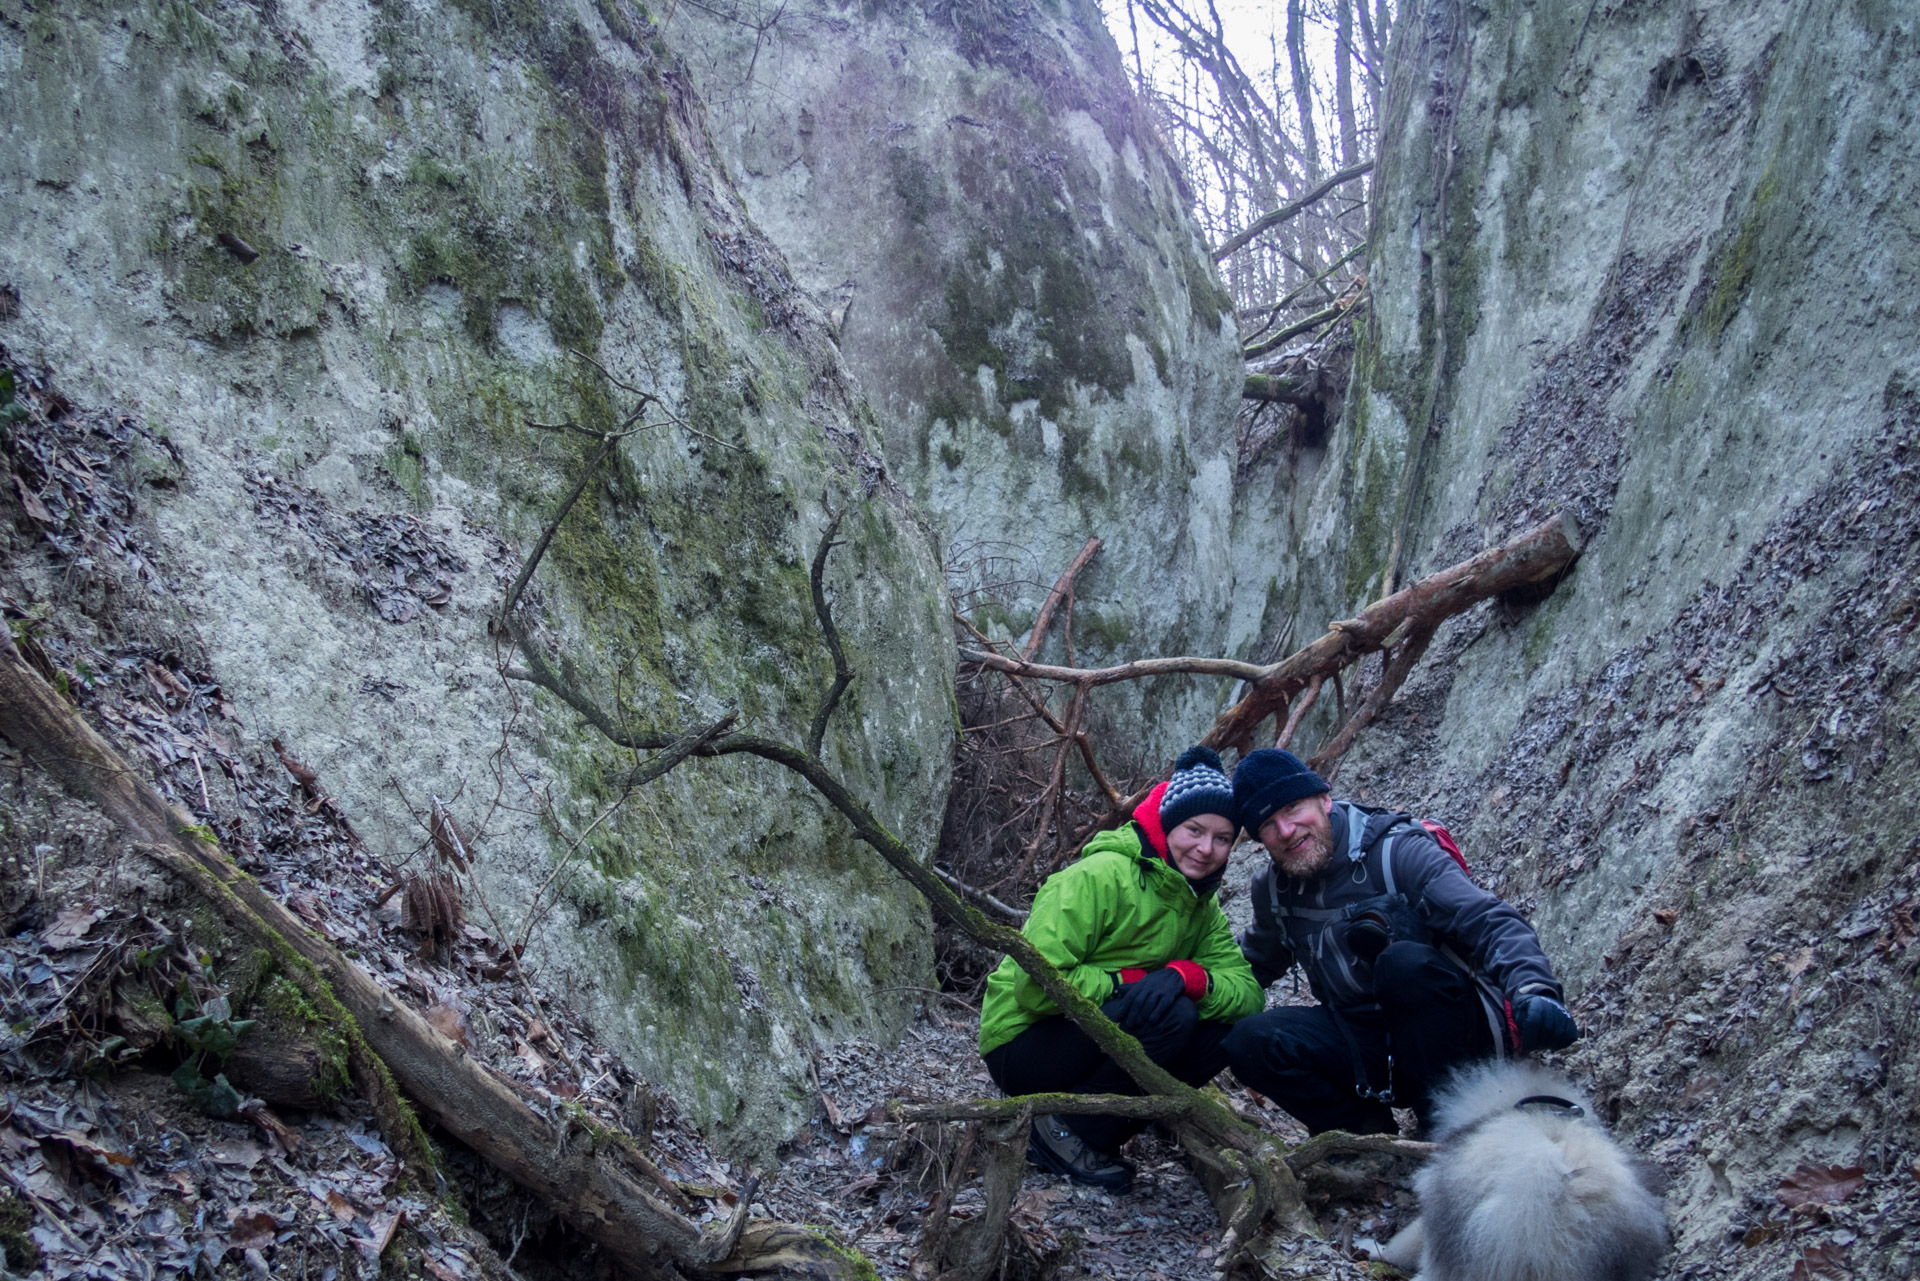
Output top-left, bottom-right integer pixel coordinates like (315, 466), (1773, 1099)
(1514, 1094), (1585, 1117)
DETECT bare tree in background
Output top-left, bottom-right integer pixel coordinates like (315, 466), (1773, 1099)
(1112, 0), (1394, 355)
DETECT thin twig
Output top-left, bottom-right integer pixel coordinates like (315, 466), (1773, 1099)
(1239, 239), (1370, 341)
(806, 510), (854, 757)
(932, 868), (1027, 923)
(513, 711), (739, 957)
(499, 432), (620, 626)
(877, 984), (982, 1011)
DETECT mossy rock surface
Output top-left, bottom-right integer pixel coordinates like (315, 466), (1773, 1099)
(660, 0), (1263, 771)
(0, 0), (953, 1157)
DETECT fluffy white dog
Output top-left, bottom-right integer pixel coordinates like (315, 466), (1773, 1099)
(1381, 1062), (1668, 1281)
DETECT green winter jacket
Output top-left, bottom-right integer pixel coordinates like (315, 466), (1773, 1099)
(976, 821), (1264, 1055)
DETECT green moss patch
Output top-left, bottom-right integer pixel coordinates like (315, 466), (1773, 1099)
(932, 178), (1132, 423)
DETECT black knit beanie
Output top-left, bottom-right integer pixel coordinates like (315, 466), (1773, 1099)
(1232, 748), (1330, 834)
(1159, 746), (1238, 834)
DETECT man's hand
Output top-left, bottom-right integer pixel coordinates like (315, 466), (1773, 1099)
(1515, 994), (1579, 1052)
(1104, 967), (1187, 1027)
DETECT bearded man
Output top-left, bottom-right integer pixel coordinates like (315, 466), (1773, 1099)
(1221, 749), (1578, 1136)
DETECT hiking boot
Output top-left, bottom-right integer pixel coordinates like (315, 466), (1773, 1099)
(1027, 1114), (1134, 1192)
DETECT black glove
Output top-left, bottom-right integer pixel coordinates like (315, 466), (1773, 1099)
(1514, 994), (1579, 1053)
(1102, 967), (1187, 1029)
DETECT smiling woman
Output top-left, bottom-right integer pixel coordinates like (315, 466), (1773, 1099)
(973, 745), (1263, 1192)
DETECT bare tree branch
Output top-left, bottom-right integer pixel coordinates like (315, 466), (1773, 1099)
(1307, 622), (1436, 774)
(959, 650), (1270, 687)
(933, 867), (1028, 923)
(498, 432), (620, 628)
(806, 508), (854, 758)
(1276, 673), (1322, 749)
(1213, 160), (1376, 262)
(1022, 536), (1102, 662)
(1081, 513), (1584, 835)
(890, 1094), (1188, 1123)
(1243, 290), (1367, 359)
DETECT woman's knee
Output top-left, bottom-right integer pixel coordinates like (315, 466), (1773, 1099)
(1126, 993), (1201, 1060)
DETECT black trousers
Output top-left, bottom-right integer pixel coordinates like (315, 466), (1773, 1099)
(983, 993), (1234, 1154)
(1222, 941), (1497, 1135)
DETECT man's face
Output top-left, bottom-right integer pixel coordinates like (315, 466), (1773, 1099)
(1257, 792), (1335, 878)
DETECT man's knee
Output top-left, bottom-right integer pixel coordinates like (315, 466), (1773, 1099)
(1223, 1008), (1310, 1076)
(1374, 941), (1471, 1003)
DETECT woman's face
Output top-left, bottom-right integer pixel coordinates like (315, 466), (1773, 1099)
(1166, 812), (1238, 880)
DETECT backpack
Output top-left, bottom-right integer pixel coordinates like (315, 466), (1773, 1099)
(1330, 804), (1522, 1066)
(1374, 810), (1520, 1052)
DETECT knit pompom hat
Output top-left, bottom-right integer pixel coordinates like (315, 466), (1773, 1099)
(1158, 745), (1238, 834)
(1231, 748), (1330, 835)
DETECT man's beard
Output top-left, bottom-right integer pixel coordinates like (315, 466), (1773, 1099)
(1273, 825), (1334, 878)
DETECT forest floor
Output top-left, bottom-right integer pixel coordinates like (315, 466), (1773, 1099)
(787, 1005), (1398, 1281)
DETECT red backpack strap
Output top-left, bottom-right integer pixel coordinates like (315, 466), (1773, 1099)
(1419, 817), (1470, 875)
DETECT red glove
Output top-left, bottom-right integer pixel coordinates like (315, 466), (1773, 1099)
(1164, 960), (1208, 1001)
(1116, 967), (1148, 986)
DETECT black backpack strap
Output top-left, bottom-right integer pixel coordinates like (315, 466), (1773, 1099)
(1435, 939), (1516, 1059)
(1325, 1001), (1395, 1104)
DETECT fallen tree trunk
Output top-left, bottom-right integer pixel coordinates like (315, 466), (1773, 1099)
(1043, 512), (1585, 834)
(1204, 512), (1582, 754)
(1243, 373), (1313, 404)
(0, 633), (859, 1281)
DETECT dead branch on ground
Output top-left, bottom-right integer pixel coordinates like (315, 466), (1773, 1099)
(888, 1093), (1188, 1124)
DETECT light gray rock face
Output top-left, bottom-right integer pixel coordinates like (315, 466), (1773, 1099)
(1269, 0), (1920, 1269)
(0, 0), (955, 1152)
(664, 0), (1259, 767)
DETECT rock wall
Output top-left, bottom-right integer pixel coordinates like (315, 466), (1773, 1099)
(663, 0), (1260, 766)
(1273, 0), (1920, 1272)
(0, 0), (957, 1152)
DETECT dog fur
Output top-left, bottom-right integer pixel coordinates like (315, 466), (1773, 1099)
(1380, 1062), (1669, 1281)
